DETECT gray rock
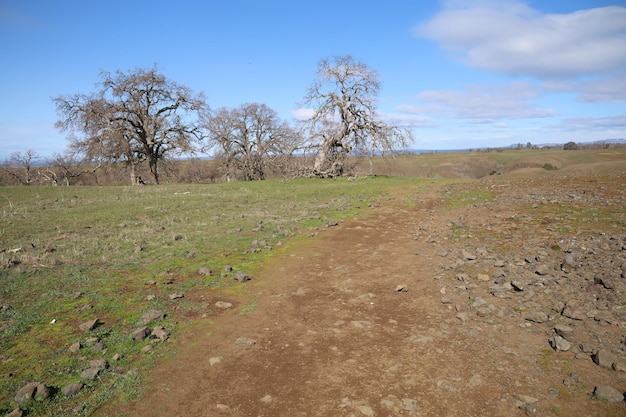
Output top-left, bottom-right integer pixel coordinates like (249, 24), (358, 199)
(549, 334), (571, 352)
(525, 311), (549, 323)
(519, 402), (537, 416)
(215, 301), (233, 309)
(169, 292), (184, 300)
(69, 342), (81, 353)
(462, 249), (476, 261)
(234, 271), (250, 282)
(562, 303), (585, 320)
(80, 367), (100, 380)
(593, 385), (624, 403)
(198, 267), (213, 276)
(14, 382), (49, 404)
(535, 264), (550, 275)
(79, 318), (101, 331)
(89, 359), (108, 370)
(151, 326), (169, 342)
(63, 382), (84, 397)
(553, 324), (574, 339)
(137, 310), (164, 326)
(235, 338), (256, 346)
(593, 349), (617, 369)
(132, 326), (150, 341)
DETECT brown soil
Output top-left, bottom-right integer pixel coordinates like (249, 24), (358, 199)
(98, 173), (626, 417)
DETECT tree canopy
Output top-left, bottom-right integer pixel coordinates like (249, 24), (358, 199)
(54, 65), (206, 184)
(301, 55), (412, 177)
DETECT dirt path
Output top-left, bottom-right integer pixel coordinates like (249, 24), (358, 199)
(99, 177), (626, 417)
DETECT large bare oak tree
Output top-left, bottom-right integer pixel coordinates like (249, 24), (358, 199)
(302, 56), (412, 177)
(203, 103), (300, 181)
(53, 65), (206, 184)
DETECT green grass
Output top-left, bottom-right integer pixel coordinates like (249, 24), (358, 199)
(0, 176), (424, 416)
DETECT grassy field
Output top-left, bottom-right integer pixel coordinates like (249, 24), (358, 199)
(0, 176), (427, 416)
(1, 147), (625, 415)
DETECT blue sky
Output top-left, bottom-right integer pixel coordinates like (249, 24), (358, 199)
(1, 0), (625, 159)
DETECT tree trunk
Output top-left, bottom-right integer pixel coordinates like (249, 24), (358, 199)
(148, 155), (159, 184)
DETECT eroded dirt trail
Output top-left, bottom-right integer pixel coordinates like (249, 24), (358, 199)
(103, 178), (626, 417)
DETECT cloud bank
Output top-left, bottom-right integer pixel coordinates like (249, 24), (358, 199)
(415, 0), (626, 79)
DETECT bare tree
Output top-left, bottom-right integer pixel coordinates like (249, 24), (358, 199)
(204, 103), (300, 181)
(53, 65), (206, 185)
(301, 56), (412, 177)
(1, 150), (39, 185)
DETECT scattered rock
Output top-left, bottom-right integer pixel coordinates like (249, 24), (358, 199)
(549, 334), (571, 352)
(79, 318), (101, 331)
(14, 382), (49, 404)
(260, 394), (273, 403)
(151, 326), (169, 342)
(356, 405), (374, 416)
(593, 385), (625, 403)
(169, 293), (184, 300)
(137, 310), (165, 326)
(63, 382), (84, 397)
(198, 267), (213, 276)
(132, 327), (150, 341)
(235, 338), (256, 346)
(209, 357), (222, 366)
(215, 301), (233, 309)
(592, 349), (618, 369)
(234, 271), (251, 282)
(69, 342), (81, 353)
(394, 284), (408, 292)
(80, 367), (100, 380)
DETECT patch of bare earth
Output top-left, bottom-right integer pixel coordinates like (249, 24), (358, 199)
(98, 173), (626, 417)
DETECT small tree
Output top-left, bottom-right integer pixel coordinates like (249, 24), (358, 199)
(54, 65), (206, 185)
(204, 103), (300, 181)
(563, 141), (579, 150)
(301, 56), (412, 177)
(0, 150), (39, 185)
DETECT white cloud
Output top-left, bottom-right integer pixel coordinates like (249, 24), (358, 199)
(555, 114), (626, 132)
(415, 1), (626, 79)
(291, 108), (315, 121)
(402, 82), (554, 120)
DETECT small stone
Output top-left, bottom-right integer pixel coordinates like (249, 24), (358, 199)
(169, 293), (184, 300)
(260, 394), (273, 403)
(112, 353), (122, 361)
(476, 273), (490, 282)
(132, 327), (150, 341)
(209, 357), (223, 366)
(215, 301), (233, 309)
(593, 385), (625, 403)
(137, 310), (165, 326)
(141, 345), (153, 353)
(15, 382), (48, 404)
(90, 359), (108, 370)
(235, 338), (256, 346)
(80, 367), (100, 380)
(395, 285), (408, 292)
(525, 311), (549, 323)
(549, 334), (571, 352)
(553, 324), (573, 339)
(357, 405), (374, 416)
(593, 349), (617, 369)
(150, 326), (169, 342)
(173, 234), (183, 241)
(63, 382), (84, 397)
(520, 402), (537, 416)
(69, 342), (81, 353)
(234, 271), (250, 282)
(198, 267), (213, 276)
(79, 318), (101, 331)
(401, 398), (419, 411)
(462, 249), (476, 260)
(535, 264), (549, 275)
(216, 404), (230, 412)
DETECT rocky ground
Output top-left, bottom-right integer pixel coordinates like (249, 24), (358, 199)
(98, 172), (626, 417)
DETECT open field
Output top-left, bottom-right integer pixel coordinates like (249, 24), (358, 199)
(1, 148), (626, 416)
